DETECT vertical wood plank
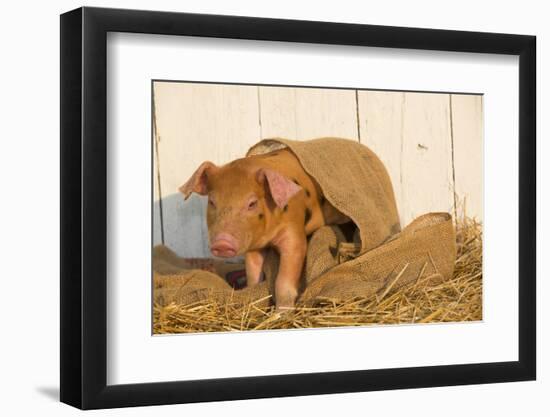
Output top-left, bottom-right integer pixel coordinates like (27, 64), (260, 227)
(357, 90), (405, 224)
(152, 126), (163, 246)
(154, 82), (261, 257)
(258, 87), (296, 138)
(400, 92), (455, 225)
(259, 86), (359, 140)
(450, 94), (483, 220)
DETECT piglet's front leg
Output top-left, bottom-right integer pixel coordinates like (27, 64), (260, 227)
(273, 228), (307, 310)
(245, 249), (266, 287)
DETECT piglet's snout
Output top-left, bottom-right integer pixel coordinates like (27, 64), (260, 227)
(210, 233), (238, 258)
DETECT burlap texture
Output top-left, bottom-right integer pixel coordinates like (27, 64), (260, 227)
(154, 212), (455, 306)
(154, 138), (456, 308)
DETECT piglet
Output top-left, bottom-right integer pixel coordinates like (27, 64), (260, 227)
(180, 148), (349, 309)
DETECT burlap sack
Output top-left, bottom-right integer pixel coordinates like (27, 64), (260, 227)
(153, 138), (456, 307)
(154, 211), (455, 306)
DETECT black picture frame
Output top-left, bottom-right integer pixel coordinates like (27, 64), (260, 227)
(60, 6), (536, 410)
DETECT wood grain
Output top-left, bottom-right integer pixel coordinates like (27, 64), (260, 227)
(399, 92), (455, 225)
(357, 90), (405, 224)
(450, 94), (484, 220)
(152, 127), (163, 246)
(259, 86), (359, 140)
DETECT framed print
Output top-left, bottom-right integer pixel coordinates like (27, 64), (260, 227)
(60, 6), (536, 410)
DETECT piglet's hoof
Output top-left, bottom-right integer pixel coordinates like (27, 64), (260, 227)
(275, 286), (298, 311)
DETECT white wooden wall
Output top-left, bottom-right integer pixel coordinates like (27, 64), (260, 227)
(153, 82), (483, 257)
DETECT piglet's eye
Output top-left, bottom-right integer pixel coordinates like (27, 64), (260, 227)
(247, 199), (258, 210)
(208, 198), (216, 208)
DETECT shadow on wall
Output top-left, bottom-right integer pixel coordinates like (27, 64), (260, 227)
(154, 193), (211, 258)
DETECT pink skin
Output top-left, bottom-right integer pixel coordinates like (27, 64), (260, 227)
(208, 194), (258, 258)
(210, 232), (239, 258)
(245, 249), (267, 286)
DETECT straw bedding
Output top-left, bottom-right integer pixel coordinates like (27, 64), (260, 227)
(153, 216), (481, 333)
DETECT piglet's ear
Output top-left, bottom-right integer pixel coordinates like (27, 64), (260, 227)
(257, 169), (302, 209)
(179, 161), (217, 200)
